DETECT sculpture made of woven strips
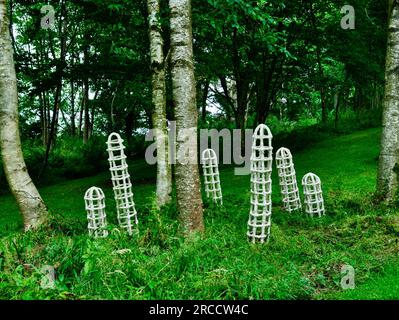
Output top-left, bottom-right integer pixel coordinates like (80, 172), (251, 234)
(275, 147), (302, 212)
(302, 173), (325, 217)
(106, 133), (138, 235)
(201, 148), (223, 205)
(247, 124), (273, 244)
(84, 186), (108, 238)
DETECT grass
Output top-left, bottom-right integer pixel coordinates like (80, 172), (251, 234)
(0, 127), (399, 300)
(324, 261), (399, 299)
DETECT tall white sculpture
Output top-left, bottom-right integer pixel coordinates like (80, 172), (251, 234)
(106, 133), (138, 235)
(302, 173), (325, 217)
(201, 148), (223, 205)
(247, 124), (273, 244)
(275, 147), (302, 212)
(84, 187), (108, 238)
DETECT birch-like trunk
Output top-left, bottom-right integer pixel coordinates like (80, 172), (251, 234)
(0, 0), (48, 230)
(83, 38), (90, 144)
(377, 0), (399, 202)
(169, 0), (204, 234)
(147, 0), (172, 207)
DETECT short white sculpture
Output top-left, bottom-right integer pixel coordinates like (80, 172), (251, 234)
(302, 173), (325, 217)
(247, 124), (273, 244)
(202, 148), (223, 205)
(275, 147), (302, 212)
(84, 187), (108, 238)
(106, 133), (138, 235)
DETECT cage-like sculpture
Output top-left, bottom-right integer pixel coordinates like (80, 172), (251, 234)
(84, 187), (108, 238)
(302, 173), (325, 217)
(106, 133), (138, 235)
(202, 148), (223, 205)
(275, 147), (302, 212)
(247, 124), (273, 244)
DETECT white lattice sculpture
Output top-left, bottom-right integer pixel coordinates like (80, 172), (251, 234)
(202, 148), (223, 205)
(247, 124), (273, 244)
(107, 133), (138, 235)
(84, 187), (108, 238)
(302, 173), (325, 217)
(275, 147), (302, 212)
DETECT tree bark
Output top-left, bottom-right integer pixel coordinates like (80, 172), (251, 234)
(316, 47), (327, 124)
(0, 0), (48, 230)
(377, 0), (399, 202)
(334, 89), (341, 130)
(78, 83), (84, 136)
(39, 92), (47, 146)
(70, 80), (76, 135)
(255, 55), (278, 124)
(148, 0), (172, 207)
(42, 79), (62, 174)
(169, 0), (204, 234)
(90, 89), (98, 137)
(83, 39), (90, 144)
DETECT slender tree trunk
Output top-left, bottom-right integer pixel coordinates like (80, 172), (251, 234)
(110, 83), (118, 131)
(377, 0), (399, 202)
(43, 91), (49, 147)
(90, 89), (98, 137)
(46, 91), (50, 141)
(316, 47), (327, 124)
(169, 0), (204, 234)
(83, 41), (90, 144)
(39, 92), (46, 146)
(0, 0), (48, 230)
(255, 55), (277, 124)
(70, 80), (76, 135)
(125, 109), (134, 142)
(78, 84), (84, 136)
(82, 77), (89, 143)
(148, 0), (172, 207)
(42, 82), (61, 174)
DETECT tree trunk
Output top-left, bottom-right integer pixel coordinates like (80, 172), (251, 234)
(78, 84), (84, 136)
(70, 80), (76, 135)
(0, 0), (48, 230)
(90, 89), (98, 137)
(316, 47), (327, 124)
(39, 92), (47, 146)
(377, 0), (399, 202)
(147, 0), (172, 207)
(169, 0), (204, 234)
(42, 80), (61, 174)
(125, 109), (134, 142)
(83, 41), (90, 144)
(255, 55), (277, 124)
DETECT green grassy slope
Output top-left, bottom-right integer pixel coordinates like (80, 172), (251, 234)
(1, 127), (398, 300)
